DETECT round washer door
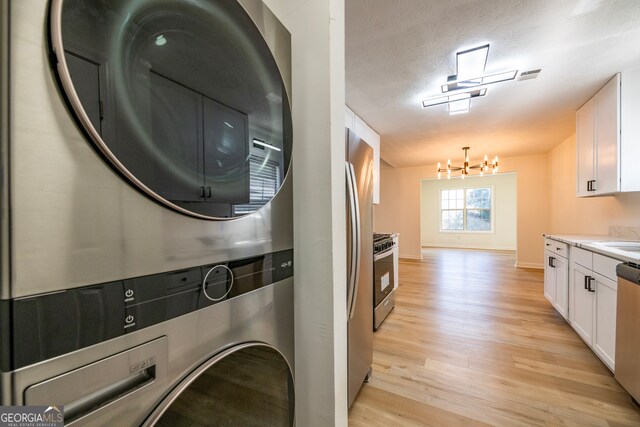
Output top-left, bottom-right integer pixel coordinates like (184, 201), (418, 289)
(50, 0), (292, 219)
(145, 344), (294, 426)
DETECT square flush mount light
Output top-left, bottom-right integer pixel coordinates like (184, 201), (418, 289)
(449, 98), (470, 115)
(456, 44), (489, 80)
(421, 88), (487, 109)
(442, 70), (518, 93)
(421, 44), (518, 115)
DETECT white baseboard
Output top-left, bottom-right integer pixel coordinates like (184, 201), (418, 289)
(515, 262), (544, 270)
(422, 244), (517, 251)
(399, 253), (423, 260)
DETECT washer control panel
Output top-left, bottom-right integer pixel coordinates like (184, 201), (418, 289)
(3, 249), (293, 371)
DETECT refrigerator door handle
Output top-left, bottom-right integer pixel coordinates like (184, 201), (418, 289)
(346, 161), (358, 317)
(348, 162), (361, 320)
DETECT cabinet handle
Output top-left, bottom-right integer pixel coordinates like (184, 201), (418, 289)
(200, 186), (205, 198)
(207, 187), (212, 198)
(588, 277), (596, 293)
(556, 247), (561, 251)
(549, 257), (556, 268)
(546, 243), (551, 247)
(584, 275), (589, 290)
(587, 181), (591, 192)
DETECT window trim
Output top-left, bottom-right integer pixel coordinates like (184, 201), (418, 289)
(439, 186), (495, 234)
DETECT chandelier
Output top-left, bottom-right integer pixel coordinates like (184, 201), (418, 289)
(437, 147), (498, 179)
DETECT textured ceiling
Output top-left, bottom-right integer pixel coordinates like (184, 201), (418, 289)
(345, 0), (640, 168)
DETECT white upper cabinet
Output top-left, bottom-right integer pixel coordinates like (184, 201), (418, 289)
(595, 76), (620, 194)
(345, 106), (381, 204)
(576, 68), (640, 197)
(577, 97), (596, 197)
(620, 67), (640, 191)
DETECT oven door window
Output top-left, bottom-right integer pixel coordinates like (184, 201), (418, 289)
(374, 250), (395, 305)
(146, 345), (294, 426)
(51, 0), (292, 219)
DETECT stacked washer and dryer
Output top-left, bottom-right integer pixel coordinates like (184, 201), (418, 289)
(0, 0), (294, 425)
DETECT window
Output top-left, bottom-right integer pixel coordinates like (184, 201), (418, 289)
(233, 155), (281, 215)
(440, 187), (492, 232)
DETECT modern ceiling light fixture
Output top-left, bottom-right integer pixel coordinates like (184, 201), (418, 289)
(437, 147), (498, 179)
(422, 44), (518, 115)
(441, 70), (518, 92)
(421, 88), (487, 108)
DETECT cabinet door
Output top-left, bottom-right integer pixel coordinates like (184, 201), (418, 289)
(595, 74), (620, 195)
(553, 256), (569, 320)
(576, 98), (596, 197)
(593, 274), (617, 371)
(202, 97), (249, 204)
(570, 263), (594, 345)
(544, 251), (556, 305)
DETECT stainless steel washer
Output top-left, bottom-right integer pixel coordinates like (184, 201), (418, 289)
(0, 0), (293, 424)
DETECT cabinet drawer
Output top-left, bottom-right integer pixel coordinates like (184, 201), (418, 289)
(553, 242), (569, 258)
(572, 247), (593, 269)
(593, 254), (621, 281)
(544, 238), (555, 251)
(545, 238), (568, 258)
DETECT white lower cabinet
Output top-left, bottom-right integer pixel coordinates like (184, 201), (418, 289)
(553, 256), (569, 319)
(568, 247), (618, 372)
(593, 274), (617, 370)
(543, 241), (569, 320)
(570, 263), (595, 345)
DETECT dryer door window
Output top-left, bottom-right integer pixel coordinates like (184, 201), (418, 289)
(145, 345), (294, 426)
(51, 0), (292, 219)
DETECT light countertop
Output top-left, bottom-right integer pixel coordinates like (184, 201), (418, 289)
(544, 234), (640, 264)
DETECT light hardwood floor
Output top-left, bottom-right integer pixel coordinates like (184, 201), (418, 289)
(349, 248), (640, 427)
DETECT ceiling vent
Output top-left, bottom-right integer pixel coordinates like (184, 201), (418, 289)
(518, 69), (541, 81)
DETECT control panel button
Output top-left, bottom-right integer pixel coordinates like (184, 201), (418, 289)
(202, 265), (234, 302)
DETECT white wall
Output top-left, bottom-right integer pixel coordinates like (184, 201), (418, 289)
(263, 1), (347, 426)
(374, 154), (549, 267)
(420, 173), (517, 250)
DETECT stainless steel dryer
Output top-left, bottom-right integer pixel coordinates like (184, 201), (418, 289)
(0, 0), (294, 425)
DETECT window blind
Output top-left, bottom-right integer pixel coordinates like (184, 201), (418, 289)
(234, 155), (281, 215)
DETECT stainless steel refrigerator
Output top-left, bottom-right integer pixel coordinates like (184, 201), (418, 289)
(345, 128), (374, 407)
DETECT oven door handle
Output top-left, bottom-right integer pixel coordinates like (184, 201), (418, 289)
(374, 247), (395, 262)
(346, 162), (361, 320)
